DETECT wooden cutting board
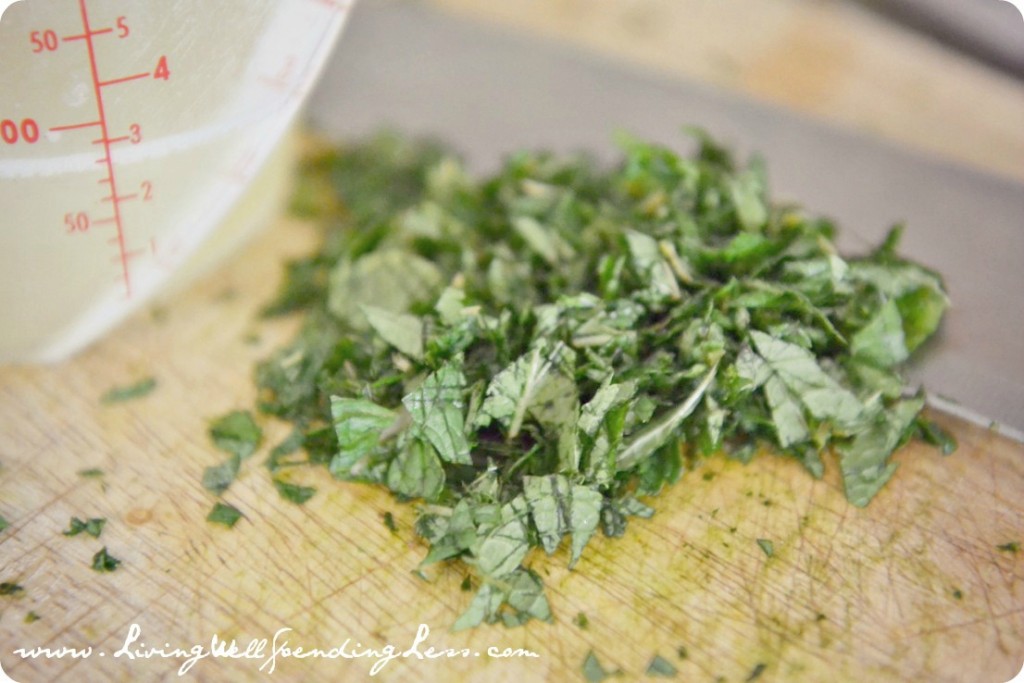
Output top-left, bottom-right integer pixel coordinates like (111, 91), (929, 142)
(1, 213), (1022, 683)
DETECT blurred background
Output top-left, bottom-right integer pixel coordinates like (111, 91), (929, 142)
(418, 0), (1024, 183)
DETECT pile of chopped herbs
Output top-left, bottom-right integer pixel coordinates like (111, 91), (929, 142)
(245, 130), (954, 629)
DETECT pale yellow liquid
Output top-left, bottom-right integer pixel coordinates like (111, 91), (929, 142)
(0, 0), (349, 362)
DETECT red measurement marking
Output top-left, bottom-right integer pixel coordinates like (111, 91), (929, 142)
(259, 56), (296, 92)
(62, 27), (112, 41)
(258, 75), (289, 91)
(313, 0), (350, 10)
(109, 248), (143, 264)
(49, 121), (101, 132)
(222, 149), (257, 184)
(99, 192), (137, 203)
(92, 135), (130, 145)
(150, 237), (184, 270)
(98, 72), (149, 88)
(78, 0), (132, 297)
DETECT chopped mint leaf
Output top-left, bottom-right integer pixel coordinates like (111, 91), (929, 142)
(90, 547), (121, 572)
(63, 517), (106, 538)
(838, 398), (922, 507)
(582, 650), (612, 682)
(756, 538), (774, 557)
(850, 300), (908, 368)
(207, 130), (952, 633)
(361, 305), (425, 360)
(386, 440), (446, 501)
(522, 475), (603, 568)
(0, 582), (24, 596)
(101, 377), (157, 404)
(646, 653), (679, 677)
(476, 505), (529, 578)
(209, 411), (262, 460)
(207, 502), (243, 528)
(329, 397), (396, 479)
(747, 663), (768, 681)
(477, 342), (569, 439)
(916, 417), (958, 456)
(749, 331), (864, 431)
(453, 582), (503, 632)
(202, 455), (240, 496)
(402, 363), (472, 465)
(265, 429), (306, 472)
(273, 479), (316, 505)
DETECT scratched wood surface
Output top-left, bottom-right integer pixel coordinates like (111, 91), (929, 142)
(0, 211), (1022, 683)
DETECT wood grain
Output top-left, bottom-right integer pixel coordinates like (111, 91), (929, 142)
(1, 215), (1022, 682)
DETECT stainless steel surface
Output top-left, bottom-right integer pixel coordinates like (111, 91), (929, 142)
(854, 0), (1024, 79)
(306, 0), (1024, 429)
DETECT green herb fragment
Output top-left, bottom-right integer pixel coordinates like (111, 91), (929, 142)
(209, 410), (262, 459)
(202, 455), (240, 496)
(221, 130), (952, 631)
(996, 542), (1020, 554)
(265, 430), (305, 472)
(756, 538), (775, 557)
(838, 397), (923, 507)
(0, 514), (8, 533)
(273, 479), (316, 505)
(0, 582), (24, 596)
(574, 612), (589, 629)
(582, 650), (612, 682)
(77, 468), (104, 478)
(101, 377), (157, 404)
(916, 418), (958, 455)
(403, 363), (472, 465)
(388, 440), (446, 501)
(646, 654), (678, 677)
(452, 568), (552, 630)
(329, 397), (396, 479)
(90, 547), (120, 572)
(24, 611), (41, 623)
(747, 663), (768, 681)
(383, 512), (398, 533)
(952, 588), (963, 600)
(63, 517), (106, 538)
(207, 502), (243, 528)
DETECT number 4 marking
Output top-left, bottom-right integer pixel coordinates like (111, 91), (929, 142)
(153, 56), (170, 80)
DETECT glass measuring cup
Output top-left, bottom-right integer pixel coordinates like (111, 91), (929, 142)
(0, 0), (353, 362)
